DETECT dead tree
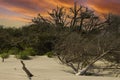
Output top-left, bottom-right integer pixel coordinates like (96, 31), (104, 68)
(68, 3), (110, 32)
(20, 60), (33, 80)
(32, 14), (51, 26)
(48, 6), (69, 27)
(55, 14), (120, 75)
(69, 2), (82, 29)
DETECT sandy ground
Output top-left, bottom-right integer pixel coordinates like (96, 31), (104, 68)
(0, 55), (119, 80)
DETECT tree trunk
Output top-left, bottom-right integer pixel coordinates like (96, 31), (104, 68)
(67, 63), (78, 73)
(75, 65), (92, 75)
(57, 50), (111, 76)
(76, 50), (111, 75)
(57, 55), (78, 73)
(2, 58), (4, 62)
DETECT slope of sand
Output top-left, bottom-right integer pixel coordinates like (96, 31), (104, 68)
(0, 55), (119, 80)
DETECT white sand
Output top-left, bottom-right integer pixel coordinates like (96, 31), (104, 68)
(0, 55), (119, 80)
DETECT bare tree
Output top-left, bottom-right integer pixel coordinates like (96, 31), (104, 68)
(32, 14), (51, 25)
(48, 6), (69, 27)
(68, 3), (109, 32)
(55, 14), (120, 75)
(33, 3), (110, 32)
(31, 4), (119, 76)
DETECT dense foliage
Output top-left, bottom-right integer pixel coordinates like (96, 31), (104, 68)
(0, 24), (57, 56)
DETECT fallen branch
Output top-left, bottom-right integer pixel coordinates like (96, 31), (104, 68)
(20, 60), (33, 80)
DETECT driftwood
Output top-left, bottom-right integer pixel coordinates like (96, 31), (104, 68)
(20, 60), (33, 80)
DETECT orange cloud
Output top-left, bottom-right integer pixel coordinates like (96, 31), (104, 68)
(12, 17), (30, 22)
(0, 15), (6, 19)
(87, 0), (120, 15)
(0, 13), (30, 22)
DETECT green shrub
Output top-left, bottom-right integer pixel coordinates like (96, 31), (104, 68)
(46, 51), (54, 58)
(0, 49), (8, 54)
(15, 47), (36, 60)
(0, 53), (9, 58)
(8, 48), (19, 55)
(0, 53), (9, 62)
(24, 47), (36, 56)
(16, 51), (30, 60)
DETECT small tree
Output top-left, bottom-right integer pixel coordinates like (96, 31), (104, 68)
(0, 53), (9, 62)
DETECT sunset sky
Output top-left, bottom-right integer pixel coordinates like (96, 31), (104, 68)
(0, 0), (120, 27)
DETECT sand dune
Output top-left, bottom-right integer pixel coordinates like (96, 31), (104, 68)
(0, 55), (119, 80)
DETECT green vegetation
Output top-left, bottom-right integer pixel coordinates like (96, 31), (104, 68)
(8, 47), (19, 55)
(16, 51), (30, 60)
(46, 51), (54, 58)
(23, 47), (36, 56)
(15, 47), (36, 60)
(0, 53), (9, 62)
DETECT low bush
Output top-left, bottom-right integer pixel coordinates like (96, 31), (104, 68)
(0, 53), (9, 62)
(8, 47), (19, 55)
(16, 51), (30, 60)
(24, 47), (36, 56)
(46, 51), (54, 58)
